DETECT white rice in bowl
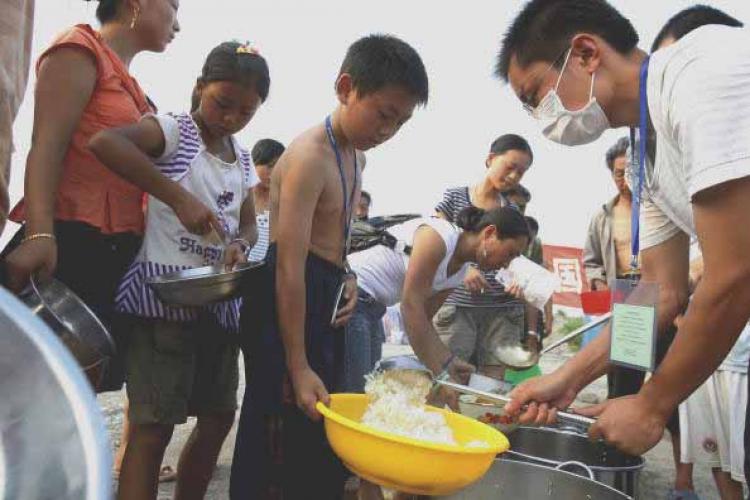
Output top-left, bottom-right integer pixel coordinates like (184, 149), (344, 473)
(361, 370), (456, 446)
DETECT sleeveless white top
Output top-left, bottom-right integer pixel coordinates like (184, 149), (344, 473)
(348, 217), (470, 307)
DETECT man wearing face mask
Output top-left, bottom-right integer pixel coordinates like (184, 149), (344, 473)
(496, 0), (750, 482)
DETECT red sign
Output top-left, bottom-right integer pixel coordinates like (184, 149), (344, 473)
(543, 245), (589, 308)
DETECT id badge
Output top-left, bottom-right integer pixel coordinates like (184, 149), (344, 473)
(609, 277), (658, 372)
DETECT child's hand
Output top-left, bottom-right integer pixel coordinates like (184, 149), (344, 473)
(463, 267), (490, 295)
(290, 366), (330, 421)
(223, 242), (248, 270)
(173, 190), (225, 238)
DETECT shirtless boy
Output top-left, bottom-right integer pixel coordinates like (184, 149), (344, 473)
(230, 34), (429, 499)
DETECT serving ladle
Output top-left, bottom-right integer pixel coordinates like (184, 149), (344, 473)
(376, 355), (595, 430)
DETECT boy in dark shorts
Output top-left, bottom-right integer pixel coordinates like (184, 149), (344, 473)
(230, 34), (429, 499)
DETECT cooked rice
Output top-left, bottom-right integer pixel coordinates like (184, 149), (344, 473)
(361, 370), (456, 446)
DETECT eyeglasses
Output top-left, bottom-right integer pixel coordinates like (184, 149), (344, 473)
(519, 48), (571, 116)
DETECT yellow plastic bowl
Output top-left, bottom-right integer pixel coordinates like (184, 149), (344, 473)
(316, 393), (510, 496)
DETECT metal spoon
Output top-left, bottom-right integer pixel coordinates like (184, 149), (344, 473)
(375, 355), (595, 430)
(540, 313), (612, 355)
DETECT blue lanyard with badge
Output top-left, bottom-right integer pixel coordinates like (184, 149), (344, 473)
(609, 56), (660, 372)
(324, 115), (358, 326)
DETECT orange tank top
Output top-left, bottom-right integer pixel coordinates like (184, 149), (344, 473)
(10, 24), (153, 234)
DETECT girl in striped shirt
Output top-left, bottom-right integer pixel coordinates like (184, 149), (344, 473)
(434, 134), (534, 383)
(89, 41), (268, 500)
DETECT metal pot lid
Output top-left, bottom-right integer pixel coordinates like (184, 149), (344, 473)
(0, 286), (112, 500)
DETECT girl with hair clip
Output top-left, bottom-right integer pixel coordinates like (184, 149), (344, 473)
(89, 41), (268, 500)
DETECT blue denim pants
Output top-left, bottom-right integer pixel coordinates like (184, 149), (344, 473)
(342, 288), (387, 393)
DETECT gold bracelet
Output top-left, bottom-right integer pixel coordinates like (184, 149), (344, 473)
(21, 233), (56, 244)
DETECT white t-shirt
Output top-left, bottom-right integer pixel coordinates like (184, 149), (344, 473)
(638, 25), (750, 249)
(348, 217), (471, 307)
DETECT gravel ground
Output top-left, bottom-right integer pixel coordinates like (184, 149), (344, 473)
(98, 341), (722, 499)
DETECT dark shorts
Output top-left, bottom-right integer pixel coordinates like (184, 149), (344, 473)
(1, 220), (141, 392)
(125, 315), (239, 425)
(607, 325), (680, 435)
(230, 243), (348, 499)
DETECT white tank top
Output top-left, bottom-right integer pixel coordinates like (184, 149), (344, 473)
(348, 217), (470, 307)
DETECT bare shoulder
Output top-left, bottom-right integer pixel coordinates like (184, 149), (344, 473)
(275, 125), (330, 179)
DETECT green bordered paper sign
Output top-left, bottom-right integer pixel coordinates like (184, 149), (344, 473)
(609, 279), (658, 371)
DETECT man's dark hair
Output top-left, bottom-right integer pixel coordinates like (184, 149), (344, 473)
(605, 136), (630, 171)
(251, 139), (285, 166)
(201, 42), (271, 102)
(504, 184), (531, 204)
(490, 134), (534, 164)
(339, 34), (429, 106)
(525, 216), (540, 234)
(651, 5), (743, 52)
(360, 191), (372, 204)
(495, 0), (639, 82)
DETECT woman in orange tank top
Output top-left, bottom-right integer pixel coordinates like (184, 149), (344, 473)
(2, 0), (180, 390)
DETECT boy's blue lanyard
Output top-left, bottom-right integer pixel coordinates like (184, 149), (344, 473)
(629, 55), (650, 273)
(324, 115), (358, 261)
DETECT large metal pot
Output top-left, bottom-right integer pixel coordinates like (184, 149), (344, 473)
(0, 286), (112, 499)
(18, 276), (115, 371)
(438, 458), (631, 499)
(505, 426), (644, 497)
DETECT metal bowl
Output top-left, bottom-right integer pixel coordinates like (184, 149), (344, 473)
(0, 286), (111, 500)
(18, 276), (115, 370)
(147, 261), (264, 307)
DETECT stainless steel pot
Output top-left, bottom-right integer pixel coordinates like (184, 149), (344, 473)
(505, 426), (644, 497)
(18, 276), (115, 370)
(147, 261), (264, 306)
(0, 286), (112, 499)
(438, 458), (631, 499)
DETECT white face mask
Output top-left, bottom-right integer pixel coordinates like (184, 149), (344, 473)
(532, 49), (610, 146)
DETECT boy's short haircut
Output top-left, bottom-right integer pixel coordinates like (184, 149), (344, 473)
(251, 138), (286, 166)
(651, 5), (743, 52)
(495, 0), (639, 82)
(360, 190), (371, 204)
(339, 34), (429, 106)
(504, 184), (531, 204)
(605, 137), (630, 171)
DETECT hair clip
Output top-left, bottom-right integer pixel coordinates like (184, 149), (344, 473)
(236, 43), (260, 56)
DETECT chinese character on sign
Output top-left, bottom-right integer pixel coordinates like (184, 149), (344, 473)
(553, 257), (583, 294)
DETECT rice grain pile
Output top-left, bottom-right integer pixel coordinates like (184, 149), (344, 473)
(361, 370), (456, 446)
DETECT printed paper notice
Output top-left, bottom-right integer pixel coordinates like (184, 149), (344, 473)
(610, 303), (655, 371)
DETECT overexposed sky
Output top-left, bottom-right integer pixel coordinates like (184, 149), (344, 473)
(7, 0), (750, 248)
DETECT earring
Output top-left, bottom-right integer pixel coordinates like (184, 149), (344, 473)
(130, 5), (140, 29)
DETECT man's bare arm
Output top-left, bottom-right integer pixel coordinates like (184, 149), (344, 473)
(641, 177), (750, 418)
